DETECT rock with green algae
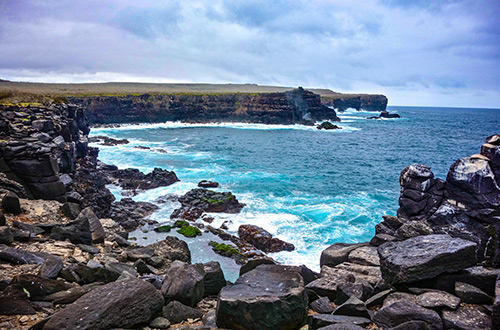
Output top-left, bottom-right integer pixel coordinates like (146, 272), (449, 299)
(177, 225), (201, 238)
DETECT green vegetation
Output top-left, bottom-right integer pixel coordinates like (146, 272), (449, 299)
(173, 220), (189, 228)
(153, 225), (172, 232)
(209, 241), (242, 256)
(177, 225), (202, 237)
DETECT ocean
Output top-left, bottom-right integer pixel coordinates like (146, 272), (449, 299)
(89, 106), (500, 281)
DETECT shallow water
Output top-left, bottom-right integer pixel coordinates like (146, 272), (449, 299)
(90, 106), (500, 281)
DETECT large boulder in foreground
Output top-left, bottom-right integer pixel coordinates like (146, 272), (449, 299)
(378, 234), (477, 284)
(43, 278), (163, 330)
(216, 264), (308, 330)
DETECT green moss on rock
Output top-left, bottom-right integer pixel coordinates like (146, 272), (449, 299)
(177, 225), (202, 238)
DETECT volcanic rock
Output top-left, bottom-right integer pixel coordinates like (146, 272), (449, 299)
(238, 224), (295, 253)
(378, 234), (477, 284)
(216, 264), (308, 330)
(161, 260), (204, 306)
(372, 300), (443, 330)
(42, 278), (164, 330)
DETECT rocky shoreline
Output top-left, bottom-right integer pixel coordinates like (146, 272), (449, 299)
(0, 102), (499, 329)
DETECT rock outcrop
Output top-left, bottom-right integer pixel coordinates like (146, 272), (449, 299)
(69, 88), (340, 125)
(0, 103), (89, 202)
(396, 134), (500, 265)
(322, 94), (388, 112)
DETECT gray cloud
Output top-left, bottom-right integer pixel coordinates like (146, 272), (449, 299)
(0, 0), (498, 107)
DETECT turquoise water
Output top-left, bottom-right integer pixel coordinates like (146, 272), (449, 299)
(90, 106), (500, 278)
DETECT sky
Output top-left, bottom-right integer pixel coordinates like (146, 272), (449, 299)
(0, 0), (499, 107)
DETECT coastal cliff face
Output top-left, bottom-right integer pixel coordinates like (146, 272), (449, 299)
(322, 94), (388, 112)
(0, 103), (89, 202)
(68, 87), (340, 125)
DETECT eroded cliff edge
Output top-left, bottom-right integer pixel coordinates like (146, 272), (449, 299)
(321, 93), (388, 112)
(68, 88), (340, 125)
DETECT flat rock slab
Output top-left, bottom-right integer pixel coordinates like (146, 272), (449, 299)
(373, 300), (443, 330)
(216, 264), (307, 330)
(0, 244), (44, 265)
(442, 305), (492, 330)
(378, 234), (477, 284)
(348, 245), (380, 266)
(416, 290), (461, 309)
(308, 314), (372, 330)
(43, 278), (164, 330)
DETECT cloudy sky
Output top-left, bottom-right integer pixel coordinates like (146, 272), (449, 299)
(0, 0), (499, 107)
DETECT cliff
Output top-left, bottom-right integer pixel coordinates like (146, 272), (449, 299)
(0, 103), (89, 202)
(68, 88), (340, 125)
(321, 94), (388, 112)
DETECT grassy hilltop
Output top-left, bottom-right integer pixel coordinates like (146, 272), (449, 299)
(0, 79), (375, 105)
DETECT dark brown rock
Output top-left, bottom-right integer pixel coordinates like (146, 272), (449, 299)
(161, 260), (204, 307)
(373, 300), (443, 330)
(455, 281), (493, 304)
(217, 264), (308, 330)
(378, 234), (477, 284)
(320, 243), (367, 268)
(42, 278), (164, 330)
(162, 300), (203, 324)
(2, 191), (21, 214)
(238, 224), (295, 253)
(442, 305), (492, 330)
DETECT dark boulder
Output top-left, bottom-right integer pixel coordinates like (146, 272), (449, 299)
(239, 258), (276, 275)
(110, 198), (159, 230)
(372, 300), (443, 330)
(442, 305), (492, 330)
(310, 296), (334, 314)
(172, 188), (245, 221)
(11, 274), (72, 299)
(162, 300), (203, 324)
(203, 261), (226, 296)
(347, 245), (380, 266)
(106, 167), (179, 191)
(415, 290), (461, 310)
(378, 234), (477, 284)
(77, 207), (104, 244)
(217, 264), (308, 330)
(43, 283), (102, 305)
(62, 202), (80, 220)
(2, 191), (21, 214)
(0, 284), (36, 315)
(50, 214), (92, 245)
(320, 243), (367, 268)
(147, 236), (191, 267)
(446, 156), (500, 210)
(38, 255), (64, 279)
(316, 121), (341, 130)
(161, 260), (204, 307)
(238, 224), (295, 253)
(0, 245), (44, 265)
(0, 210), (5, 226)
(455, 281), (493, 304)
(42, 278), (164, 330)
(0, 226), (13, 244)
(198, 180), (219, 188)
(333, 296), (370, 318)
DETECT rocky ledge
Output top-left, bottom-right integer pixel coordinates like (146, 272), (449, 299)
(321, 94), (388, 112)
(69, 87), (340, 126)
